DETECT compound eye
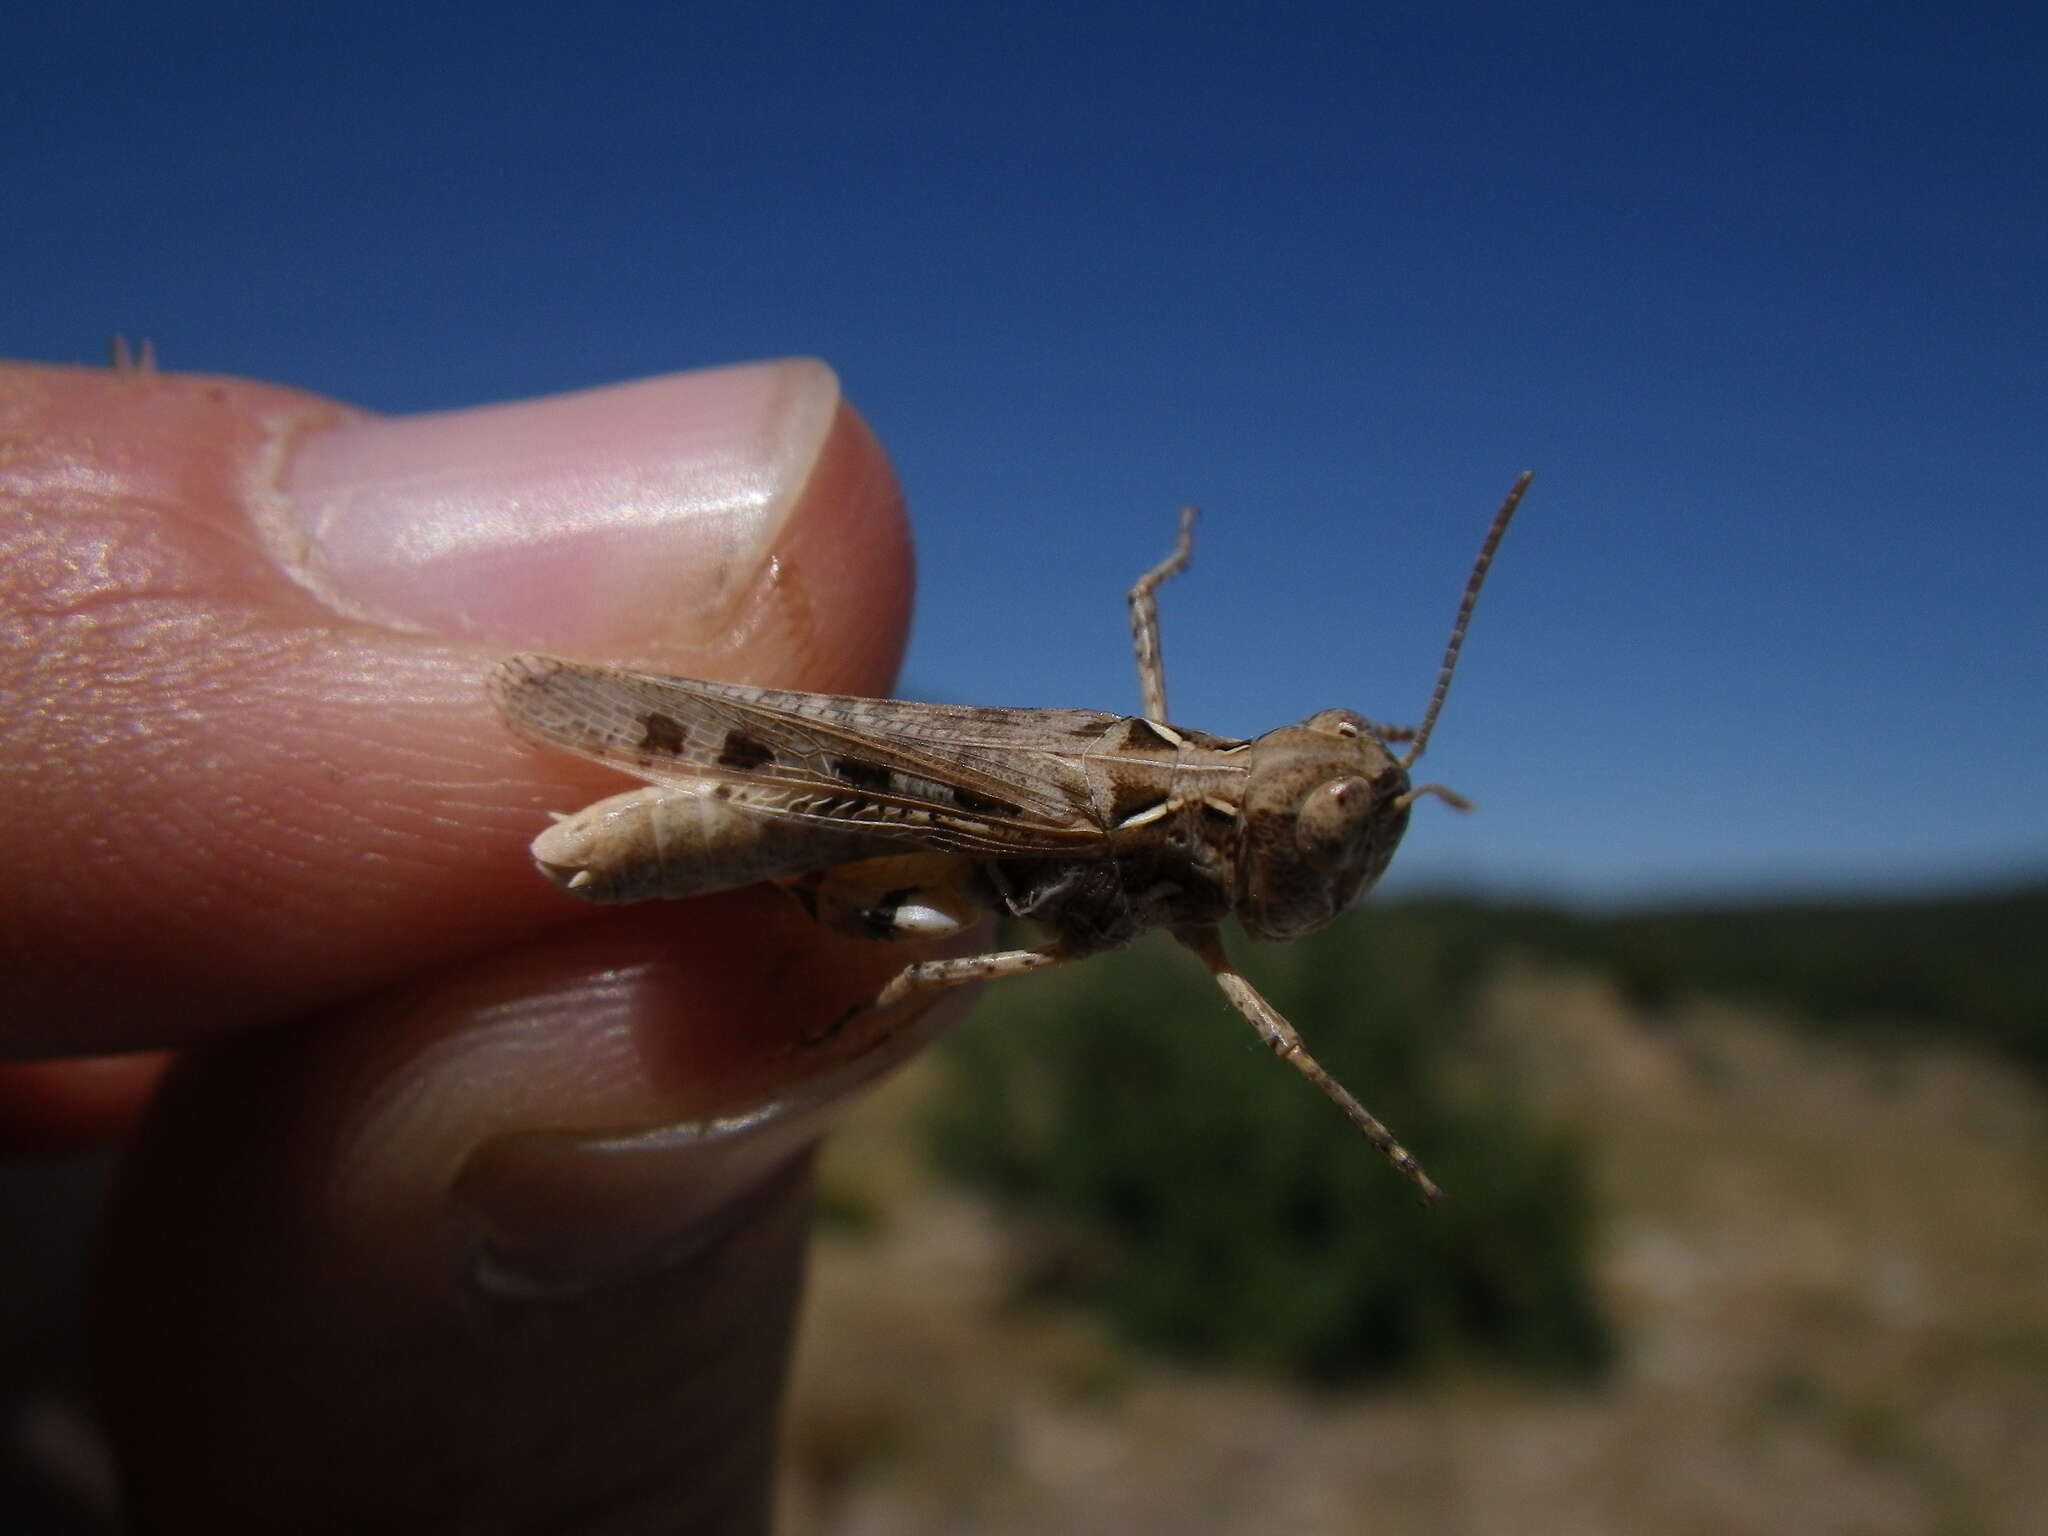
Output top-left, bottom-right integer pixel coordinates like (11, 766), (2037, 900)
(1296, 775), (1374, 865)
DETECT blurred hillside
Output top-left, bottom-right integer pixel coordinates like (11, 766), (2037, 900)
(785, 882), (2048, 1535)
(1415, 884), (2048, 1073)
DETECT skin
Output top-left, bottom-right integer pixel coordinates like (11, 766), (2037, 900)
(1, 358), (929, 1532)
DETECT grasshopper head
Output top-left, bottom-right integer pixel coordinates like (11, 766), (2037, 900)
(1229, 472), (1531, 940)
(1233, 709), (1413, 941)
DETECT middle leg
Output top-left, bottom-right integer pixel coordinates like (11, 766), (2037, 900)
(1126, 505), (1196, 724)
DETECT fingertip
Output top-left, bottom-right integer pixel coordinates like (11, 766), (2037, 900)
(755, 394), (914, 697)
(95, 892), (946, 1527)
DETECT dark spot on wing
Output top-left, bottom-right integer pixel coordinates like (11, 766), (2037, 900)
(1115, 717), (1179, 755)
(948, 785), (1022, 817)
(718, 729), (775, 771)
(638, 712), (687, 754)
(830, 756), (894, 793)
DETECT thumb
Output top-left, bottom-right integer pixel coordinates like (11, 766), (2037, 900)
(7, 357), (908, 1057)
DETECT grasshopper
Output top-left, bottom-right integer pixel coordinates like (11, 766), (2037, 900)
(489, 473), (1532, 1202)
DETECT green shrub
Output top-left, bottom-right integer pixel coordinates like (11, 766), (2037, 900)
(928, 914), (1612, 1385)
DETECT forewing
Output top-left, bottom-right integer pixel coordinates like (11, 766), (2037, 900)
(490, 655), (1107, 855)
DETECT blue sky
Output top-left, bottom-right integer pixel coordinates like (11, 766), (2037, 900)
(11, 3), (2045, 903)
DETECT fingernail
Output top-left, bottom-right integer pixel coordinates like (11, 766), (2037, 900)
(272, 359), (841, 650)
(453, 1111), (827, 1301)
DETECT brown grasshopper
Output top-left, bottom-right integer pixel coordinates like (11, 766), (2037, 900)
(489, 472), (1532, 1202)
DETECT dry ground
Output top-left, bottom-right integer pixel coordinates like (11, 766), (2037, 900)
(780, 962), (2048, 1536)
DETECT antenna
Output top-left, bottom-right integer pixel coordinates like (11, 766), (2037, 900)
(1400, 472), (1532, 769)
